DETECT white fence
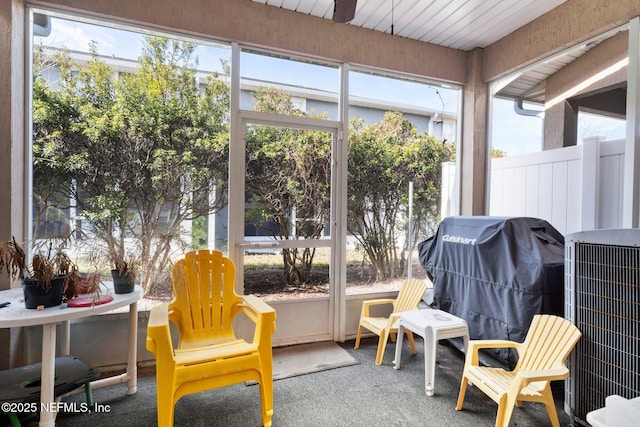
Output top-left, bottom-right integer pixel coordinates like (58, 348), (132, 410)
(441, 137), (626, 236)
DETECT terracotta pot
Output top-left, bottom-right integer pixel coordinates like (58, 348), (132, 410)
(76, 273), (101, 294)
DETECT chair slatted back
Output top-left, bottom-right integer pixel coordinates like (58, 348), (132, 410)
(516, 314), (582, 372)
(170, 250), (241, 346)
(392, 278), (429, 313)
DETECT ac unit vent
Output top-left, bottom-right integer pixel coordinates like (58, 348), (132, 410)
(565, 229), (640, 425)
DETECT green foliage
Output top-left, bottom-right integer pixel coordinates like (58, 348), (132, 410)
(32, 37), (230, 293)
(348, 111), (454, 280)
(32, 38), (454, 291)
(245, 87), (332, 285)
(191, 216), (208, 250)
(491, 147), (507, 158)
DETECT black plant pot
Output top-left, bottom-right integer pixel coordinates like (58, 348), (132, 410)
(22, 276), (66, 309)
(111, 269), (135, 294)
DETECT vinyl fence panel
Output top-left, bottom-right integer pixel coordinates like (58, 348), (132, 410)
(440, 137), (625, 236)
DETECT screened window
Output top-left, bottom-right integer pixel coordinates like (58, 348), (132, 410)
(32, 12), (231, 293)
(346, 69), (459, 294)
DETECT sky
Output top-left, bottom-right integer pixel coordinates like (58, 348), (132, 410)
(36, 15), (626, 157)
(491, 98), (543, 155)
(491, 97), (626, 156)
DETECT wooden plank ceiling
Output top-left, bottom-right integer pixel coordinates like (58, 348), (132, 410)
(250, 1), (626, 104)
(251, 0), (567, 51)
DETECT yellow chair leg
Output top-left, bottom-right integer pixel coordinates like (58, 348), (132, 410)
(156, 392), (175, 427)
(375, 330), (389, 365)
(497, 393), (517, 427)
(495, 399), (506, 427)
(406, 330), (417, 355)
(258, 375), (274, 427)
(155, 368), (176, 427)
(541, 386), (560, 427)
(354, 325), (363, 349)
(455, 377), (468, 411)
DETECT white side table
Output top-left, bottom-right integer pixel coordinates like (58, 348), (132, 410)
(586, 395), (640, 427)
(394, 308), (469, 396)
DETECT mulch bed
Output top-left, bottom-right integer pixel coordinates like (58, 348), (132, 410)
(145, 262), (427, 301)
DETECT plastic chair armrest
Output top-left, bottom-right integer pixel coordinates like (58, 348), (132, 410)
(363, 298), (395, 307)
(242, 295), (276, 314)
(146, 303), (174, 359)
(240, 295), (277, 342)
(466, 339), (524, 366)
(361, 298), (395, 317)
(517, 367), (569, 383)
(467, 339), (521, 349)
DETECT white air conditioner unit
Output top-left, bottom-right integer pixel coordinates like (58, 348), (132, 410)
(564, 229), (640, 425)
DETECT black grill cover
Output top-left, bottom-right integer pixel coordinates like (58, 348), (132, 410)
(418, 216), (565, 369)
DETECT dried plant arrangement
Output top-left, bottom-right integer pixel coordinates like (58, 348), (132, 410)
(0, 238), (26, 283)
(0, 238), (78, 288)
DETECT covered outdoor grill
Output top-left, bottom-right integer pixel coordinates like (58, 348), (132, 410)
(418, 216), (565, 369)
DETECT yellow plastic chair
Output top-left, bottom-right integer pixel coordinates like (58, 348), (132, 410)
(455, 314), (582, 427)
(354, 278), (429, 365)
(146, 250), (277, 427)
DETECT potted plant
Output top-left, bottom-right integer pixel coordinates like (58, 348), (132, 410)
(109, 252), (139, 294)
(0, 238), (79, 309)
(85, 240), (140, 294)
(75, 272), (102, 295)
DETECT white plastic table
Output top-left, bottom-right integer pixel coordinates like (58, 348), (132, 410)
(394, 308), (469, 396)
(0, 284), (142, 427)
(586, 395), (640, 427)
